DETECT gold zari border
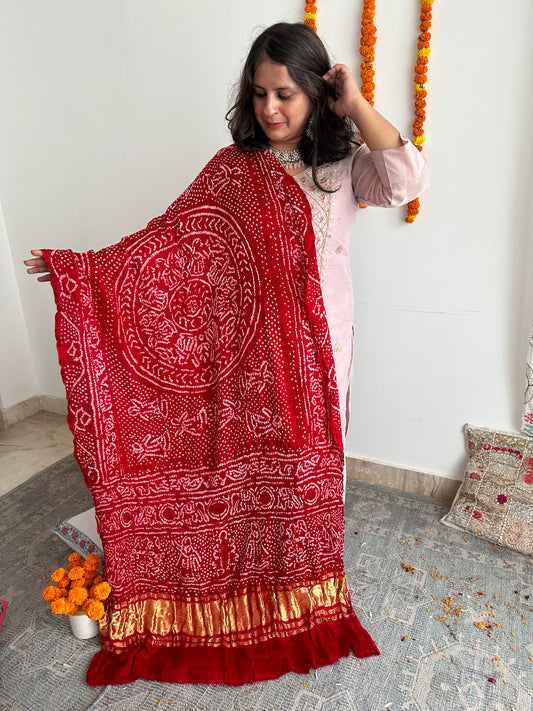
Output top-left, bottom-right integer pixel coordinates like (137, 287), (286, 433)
(101, 573), (353, 651)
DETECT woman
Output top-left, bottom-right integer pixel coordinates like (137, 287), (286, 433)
(25, 23), (428, 687)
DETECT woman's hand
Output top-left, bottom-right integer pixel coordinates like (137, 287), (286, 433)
(323, 64), (363, 119)
(24, 250), (51, 282)
(324, 63), (402, 150)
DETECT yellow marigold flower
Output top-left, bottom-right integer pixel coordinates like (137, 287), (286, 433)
(51, 567), (66, 583)
(68, 586), (89, 605)
(56, 575), (70, 588)
(92, 582), (111, 601)
(68, 552), (82, 563)
(42, 585), (61, 602)
(68, 565), (85, 580)
(83, 599), (105, 621)
(413, 135), (426, 145)
(51, 598), (67, 614)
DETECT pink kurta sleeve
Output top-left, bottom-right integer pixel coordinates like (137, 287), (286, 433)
(351, 135), (430, 207)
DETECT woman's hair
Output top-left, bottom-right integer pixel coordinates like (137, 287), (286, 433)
(226, 22), (357, 190)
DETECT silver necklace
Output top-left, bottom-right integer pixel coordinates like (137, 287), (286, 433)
(268, 145), (306, 170)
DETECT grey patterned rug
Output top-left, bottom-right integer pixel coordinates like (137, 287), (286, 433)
(0, 455), (532, 711)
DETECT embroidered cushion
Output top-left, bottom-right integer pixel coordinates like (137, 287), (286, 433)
(441, 424), (533, 554)
(53, 508), (103, 557)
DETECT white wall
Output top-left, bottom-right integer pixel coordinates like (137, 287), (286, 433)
(0, 204), (38, 409)
(1, 0), (532, 479)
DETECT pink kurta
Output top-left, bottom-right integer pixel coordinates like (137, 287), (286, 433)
(294, 136), (430, 435)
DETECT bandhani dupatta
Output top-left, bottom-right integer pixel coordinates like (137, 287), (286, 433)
(43, 145), (379, 686)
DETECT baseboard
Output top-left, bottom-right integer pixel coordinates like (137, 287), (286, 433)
(0, 395), (68, 428)
(346, 456), (461, 502)
(0, 395), (41, 428)
(39, 395), (68, 416)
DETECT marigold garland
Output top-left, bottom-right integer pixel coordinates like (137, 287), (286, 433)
(359, 0), (376, 106)
(304, 2), (317, 32)
(42, 552), (111, 621)
(406, 0), (434, 223)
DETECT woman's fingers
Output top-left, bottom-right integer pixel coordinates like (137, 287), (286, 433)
(24, 250), (51, 281)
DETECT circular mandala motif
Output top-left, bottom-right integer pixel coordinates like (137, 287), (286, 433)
(118, 209), (259, 391)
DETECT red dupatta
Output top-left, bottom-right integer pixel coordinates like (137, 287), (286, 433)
(43, 145), (378, 686)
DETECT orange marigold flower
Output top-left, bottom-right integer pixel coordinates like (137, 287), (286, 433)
(42, 585), (61, 602)
(51, 568), (66, 583)
(412, 128), (424, 136)
(68, 586), (89, 605)
(83, 599), (105, 621)
(92, 582), (112, 600)
(83, 565), (99, 578)
(419, 31), (431, 42)
(418, 41), (430, 49)
(68, 565), (85, 580)
(415, 74), (428, 84)
(56, 575), (70, 588)
(64, 600), (79, 615)
(70, 576), (87, 588)
(85, 553), (101, 567)
(413, 118), (424, 128)
(420, 20), (431, 30)
(51, 598), (67, 614)
(68, 552), (82, 563)
(93, 575), (103, 586)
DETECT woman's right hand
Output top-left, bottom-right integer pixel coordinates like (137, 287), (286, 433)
(24, 250), (51, 282)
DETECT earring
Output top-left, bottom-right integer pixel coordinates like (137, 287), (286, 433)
(306, 117), (313, 140)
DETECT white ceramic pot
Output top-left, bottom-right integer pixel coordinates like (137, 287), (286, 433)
(68, 612), (100, 639)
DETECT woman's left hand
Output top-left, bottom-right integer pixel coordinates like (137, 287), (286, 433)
(322, 64), (363, 119)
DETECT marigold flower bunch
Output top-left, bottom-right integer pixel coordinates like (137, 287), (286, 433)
(42, 552), (111, 621)
(406, 0), (434, 223)
(359, 0), (376, 106)
(304, 2), (317, 32)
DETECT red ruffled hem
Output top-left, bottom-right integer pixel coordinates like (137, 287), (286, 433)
(87, 616), (379, 686)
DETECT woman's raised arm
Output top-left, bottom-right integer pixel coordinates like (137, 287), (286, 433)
(323, 63), (403, 150)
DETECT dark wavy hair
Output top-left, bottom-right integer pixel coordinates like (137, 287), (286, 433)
(226, 22), (356, 191)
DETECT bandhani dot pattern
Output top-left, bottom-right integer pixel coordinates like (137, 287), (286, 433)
(43, 145), (379, 686)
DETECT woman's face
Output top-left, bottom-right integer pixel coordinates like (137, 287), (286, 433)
(252, 59), (312, 150)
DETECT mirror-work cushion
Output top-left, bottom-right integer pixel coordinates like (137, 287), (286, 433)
(441, 424), (533, 555)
